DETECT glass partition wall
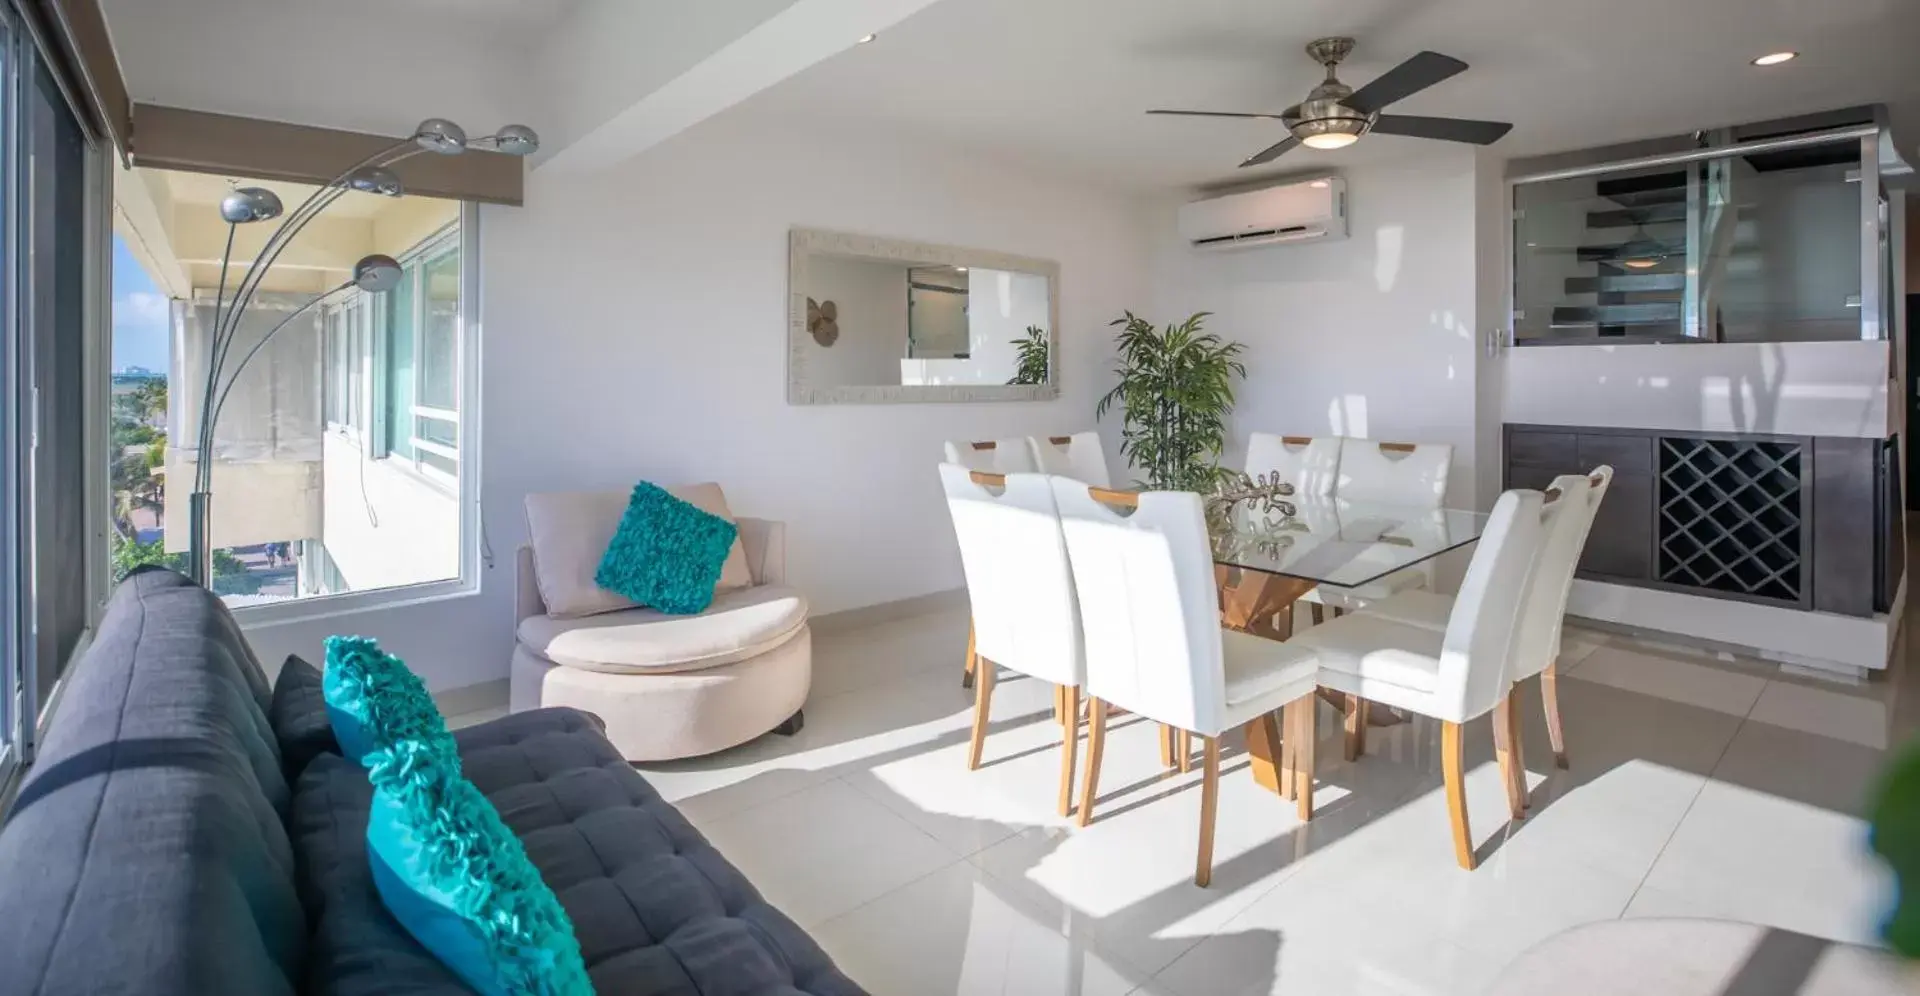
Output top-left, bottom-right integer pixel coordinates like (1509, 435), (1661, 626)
(1511, 126), (1893, 345)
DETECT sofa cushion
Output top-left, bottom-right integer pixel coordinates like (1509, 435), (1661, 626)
(363, 740), (592, 996)
(271, 653), (340, 779)
(322, 635), (456, 765)
(518, 584), (809, 674)
(525, 484), (753, 619)
(296, 709), (864, 996)
(595, 482), (740, 615)
(0, 567), (306, 996)
(456, 710), (867, 996)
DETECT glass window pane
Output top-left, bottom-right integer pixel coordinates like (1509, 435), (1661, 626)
(109, 172), (465, 610)
(419, 248), (458, 412)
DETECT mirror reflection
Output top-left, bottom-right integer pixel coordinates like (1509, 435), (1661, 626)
(790, 231), (1056, 400)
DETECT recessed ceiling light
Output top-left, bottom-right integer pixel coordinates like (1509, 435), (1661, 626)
(857, 33), (876, 44)
(1309, 179), (1330, 189)
(955, 266), (968, 272)
(1751, 51), (1797, 66)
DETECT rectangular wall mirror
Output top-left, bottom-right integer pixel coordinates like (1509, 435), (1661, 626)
(788, 228), (1060, 404)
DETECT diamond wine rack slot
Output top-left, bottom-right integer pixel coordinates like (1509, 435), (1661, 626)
(1656, 437), (1805, 605)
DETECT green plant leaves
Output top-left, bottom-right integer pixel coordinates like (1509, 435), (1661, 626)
(1096, 311), (1245, 491)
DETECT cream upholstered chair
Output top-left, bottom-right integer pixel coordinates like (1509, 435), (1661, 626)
(943, 438), (1039, 475)
(1364, 468), (1612, 770)
(1051, 479), (1321, 887)
(940, 464), (1087, 817)
(1030, 432), (1112, 488)
(1274, 487), (1548, 869)
(1245, 432), (1343, 497)
(512, 486), (810, 762)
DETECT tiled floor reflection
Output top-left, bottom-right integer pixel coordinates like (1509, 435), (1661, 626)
(500, 597), (1916, 995)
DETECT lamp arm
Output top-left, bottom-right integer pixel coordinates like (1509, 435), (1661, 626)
(195, 223), (239, 494)
(204, 281), (352, 444)
(212, 139), (421, 353)
(207, 184), (351, 391)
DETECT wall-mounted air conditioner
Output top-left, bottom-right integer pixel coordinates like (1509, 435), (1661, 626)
(1178, 176), (1347, 251)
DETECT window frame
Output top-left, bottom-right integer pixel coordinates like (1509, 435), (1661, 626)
(396, 224), (460, 493)
(231, 202), (482, 629)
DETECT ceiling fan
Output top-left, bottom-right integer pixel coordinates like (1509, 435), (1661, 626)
(1149, 37), (1513, 168)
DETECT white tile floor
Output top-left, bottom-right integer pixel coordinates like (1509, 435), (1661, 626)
(476, 605), (1913, 995)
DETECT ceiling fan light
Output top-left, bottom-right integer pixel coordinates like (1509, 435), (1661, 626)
(1301, 132), (1360, 150)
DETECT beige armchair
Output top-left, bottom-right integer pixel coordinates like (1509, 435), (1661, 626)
(510, 507), (811, 762)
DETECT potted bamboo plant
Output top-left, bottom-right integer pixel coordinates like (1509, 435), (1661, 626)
(1095, 311), (1246, 491)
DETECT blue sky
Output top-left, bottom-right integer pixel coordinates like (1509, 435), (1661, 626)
(112, 234), (169, 373)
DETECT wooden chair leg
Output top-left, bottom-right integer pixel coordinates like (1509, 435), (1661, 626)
(1077, 698), (1109, 827)
(1057, 684), (1081, 818)
(1309, 603), (1325, 626)
(1178, 730), (1193, 773)
(1331, 606), (1346, 619)
(1159, 723), (1176, 769)
(1542, 659), (1568, 770)
(966, 654), (995, 771)
(1195, 735), (1221, 887)
(1245, 711), (1286, 795)
(1052, 685), (1066, 726)
(1343, 695), (1368, 761)
(962, 621), (977, 689)
(1493, 695), (1525, 821)
(1441, 720), (1475, 870)
(1278, 699), (1298, 800)
(1294, 696), (1317, 820)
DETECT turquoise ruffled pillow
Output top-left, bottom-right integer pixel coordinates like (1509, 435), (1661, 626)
(365, 740), (593, 996)
(594, 481), (739, 615)
(322, 635), (456, 766)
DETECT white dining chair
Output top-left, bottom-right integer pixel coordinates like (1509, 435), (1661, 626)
(939, 464), (1087, 817)
(1245, 432), (1343, 497)
(1051, 479), (1321, 887)
(1274, 487), (1548, 870)
(1336, 439), (1454, 506)
(1362, 467), (1612, 771)
(942, 438), (1039, 475)
(1030, 432), (1112, 488)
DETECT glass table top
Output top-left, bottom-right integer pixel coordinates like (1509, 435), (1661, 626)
(1210, 498), (1490, 588)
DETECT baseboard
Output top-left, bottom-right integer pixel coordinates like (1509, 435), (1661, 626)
(810, 588), (967, 636)
(434, 678), (509, 717)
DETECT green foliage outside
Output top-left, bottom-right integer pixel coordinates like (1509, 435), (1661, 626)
(1095, 311), (1247, 491)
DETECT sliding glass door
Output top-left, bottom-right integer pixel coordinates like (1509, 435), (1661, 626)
(1, 1), (107, 780)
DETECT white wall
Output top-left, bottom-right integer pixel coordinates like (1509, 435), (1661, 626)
(1149, 154), (1488, 506)
(802, 256), (908, 387)
(1503, 339), (1892, 437)
(242, 112), (1152, 691)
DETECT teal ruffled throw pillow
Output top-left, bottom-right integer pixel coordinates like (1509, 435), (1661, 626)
(365, 740), (593, 996)
(322, 635), (456, 766)
(594, 481), (739, 615)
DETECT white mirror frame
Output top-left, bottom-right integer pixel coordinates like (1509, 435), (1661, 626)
(787, 227), (1062, 405)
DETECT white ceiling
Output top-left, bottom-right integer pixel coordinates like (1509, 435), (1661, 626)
(736, 0), (1920, 191)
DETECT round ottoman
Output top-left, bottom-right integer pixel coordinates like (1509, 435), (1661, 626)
(511, 581), (813, 762)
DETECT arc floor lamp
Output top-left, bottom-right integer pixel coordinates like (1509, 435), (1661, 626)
(186, 118), (537, 587)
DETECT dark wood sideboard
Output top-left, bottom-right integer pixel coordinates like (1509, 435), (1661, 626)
(1503, 424), (1902, 619)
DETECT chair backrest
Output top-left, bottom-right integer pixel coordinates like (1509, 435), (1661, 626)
(1030, 432), (1111, 488)
(1513, 466), (1612, 680)
(1245, 433), (1342, 497)
(942, 438), (1038, 475)
(1051, 479), (1227, 736)
(939, 464), (1081, 686)
(1336, 439), (1452, 507)
(1432, 488), (1547, 722)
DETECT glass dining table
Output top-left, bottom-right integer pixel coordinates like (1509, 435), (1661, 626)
(1207, 497), (1491, 640)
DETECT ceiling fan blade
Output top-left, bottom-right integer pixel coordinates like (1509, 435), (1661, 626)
(1370, 114), (1513, 145)
(1341, 51), (1468, 115)
(1148, 109), (1288, 120)
(1239, 136), (1300, 168)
